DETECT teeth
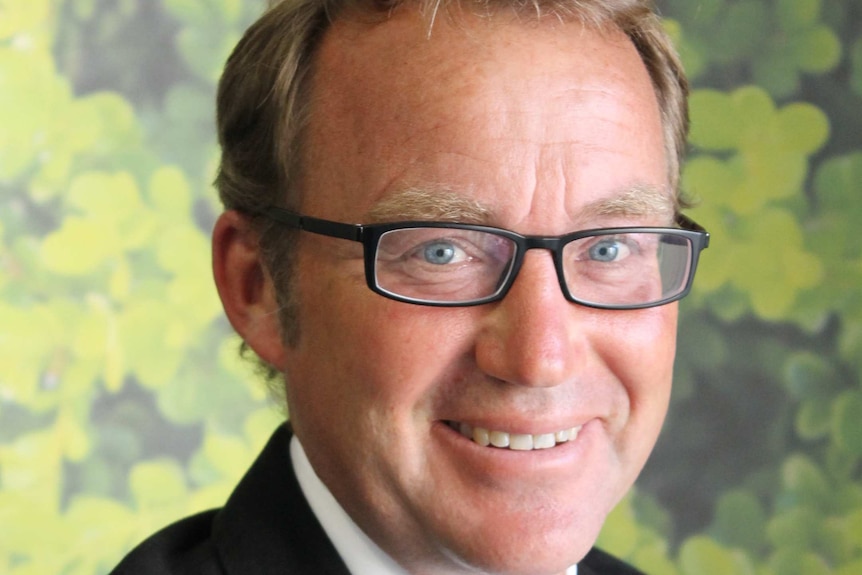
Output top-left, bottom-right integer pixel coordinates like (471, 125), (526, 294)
(489, 430), (510, 448)
(510, 433), (533, 451)
(451, 422), (582, 451)
(533, 433), (556, 449)
(473, 427), (491, 447)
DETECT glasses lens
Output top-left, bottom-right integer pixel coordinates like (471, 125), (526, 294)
(561, 232), (693, 307)
(374, 227), (517, 303)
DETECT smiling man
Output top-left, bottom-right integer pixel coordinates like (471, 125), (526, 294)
(111, 0), (708, 574)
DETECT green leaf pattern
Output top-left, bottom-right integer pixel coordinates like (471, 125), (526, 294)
(1, 0), (861, 573)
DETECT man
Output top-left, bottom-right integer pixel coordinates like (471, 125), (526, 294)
(112, 0), (708, 573)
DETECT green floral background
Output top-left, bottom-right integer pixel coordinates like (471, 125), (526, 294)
(1, 0), (860, 573)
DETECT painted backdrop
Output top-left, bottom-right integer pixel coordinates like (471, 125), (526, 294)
(1, 0), (861, 573)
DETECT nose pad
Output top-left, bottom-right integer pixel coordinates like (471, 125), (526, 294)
(474, 251), (580, 388)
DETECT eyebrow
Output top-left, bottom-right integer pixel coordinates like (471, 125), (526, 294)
(579, 184), (676, 224)
(367, 187), (492, 224)
(366, 183), (675, 227)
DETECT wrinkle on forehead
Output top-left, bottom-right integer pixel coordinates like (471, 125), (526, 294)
(308, 12), (670, 234)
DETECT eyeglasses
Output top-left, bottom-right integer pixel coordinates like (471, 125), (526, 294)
(261, 207), (710, 309)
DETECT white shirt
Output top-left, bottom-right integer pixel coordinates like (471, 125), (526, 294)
(291, 435), (578, 575)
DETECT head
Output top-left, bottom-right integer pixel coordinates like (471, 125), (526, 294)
(212, 0), (690, 573)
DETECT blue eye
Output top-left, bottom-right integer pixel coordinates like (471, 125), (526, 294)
(588, 239), (629, 262)
(423, 242), (458, 264)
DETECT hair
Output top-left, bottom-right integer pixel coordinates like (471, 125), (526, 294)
(214, 0), (690, 390)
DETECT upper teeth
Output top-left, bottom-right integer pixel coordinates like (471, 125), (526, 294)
(452, 422), (581, 451)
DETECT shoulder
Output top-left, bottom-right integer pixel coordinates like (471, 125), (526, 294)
(109, 509), (224, 575)
(581, 547), (647, 575)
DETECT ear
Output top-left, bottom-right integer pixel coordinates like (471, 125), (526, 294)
(212, 210), (287, 371)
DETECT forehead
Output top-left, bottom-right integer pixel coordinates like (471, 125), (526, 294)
(300, 8), (670, 228)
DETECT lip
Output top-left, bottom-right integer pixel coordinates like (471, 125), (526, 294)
(442, 418), (584, 438)
(431, 417), (601, 477)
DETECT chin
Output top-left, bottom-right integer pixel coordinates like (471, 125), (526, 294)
(428, 503), (605, 575)
(449, 537), (593, 575)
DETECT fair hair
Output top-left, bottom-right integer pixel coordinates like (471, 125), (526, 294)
(214, 0), (690, 383)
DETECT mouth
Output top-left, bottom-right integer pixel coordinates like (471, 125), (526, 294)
(445, 421), (582, 452)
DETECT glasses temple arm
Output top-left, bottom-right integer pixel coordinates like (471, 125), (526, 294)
(263, 207), (364, 242)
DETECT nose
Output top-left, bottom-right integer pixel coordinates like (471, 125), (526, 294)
(474, 250), (583, 388)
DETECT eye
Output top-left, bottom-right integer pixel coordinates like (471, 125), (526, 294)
(422, 241), (465, 265)
(588, 238), (631, 262)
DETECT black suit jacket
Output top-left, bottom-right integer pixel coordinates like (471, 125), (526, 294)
(110, 424), (645, 574)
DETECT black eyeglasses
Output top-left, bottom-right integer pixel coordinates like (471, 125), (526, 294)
(261, 207), (709, 309)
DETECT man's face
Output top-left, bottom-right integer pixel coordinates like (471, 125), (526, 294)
(282, 10), (676, 575)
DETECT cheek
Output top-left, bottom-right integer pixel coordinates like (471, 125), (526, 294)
(294, 269), (471, 412)
(600, 305), (677, 426)
(591, 306), (677, 497)
(353, 306), (478, 410)
(618, 303), (676, 374)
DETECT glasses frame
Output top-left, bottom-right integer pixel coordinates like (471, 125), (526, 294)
(261, 206), (710, 310)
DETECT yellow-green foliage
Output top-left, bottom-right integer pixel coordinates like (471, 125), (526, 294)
(1, 0), (861, 573)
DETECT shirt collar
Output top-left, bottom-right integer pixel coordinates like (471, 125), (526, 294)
(290, 435), (577, 575)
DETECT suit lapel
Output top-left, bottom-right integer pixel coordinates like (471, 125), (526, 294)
(212, 424), (352, 575)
